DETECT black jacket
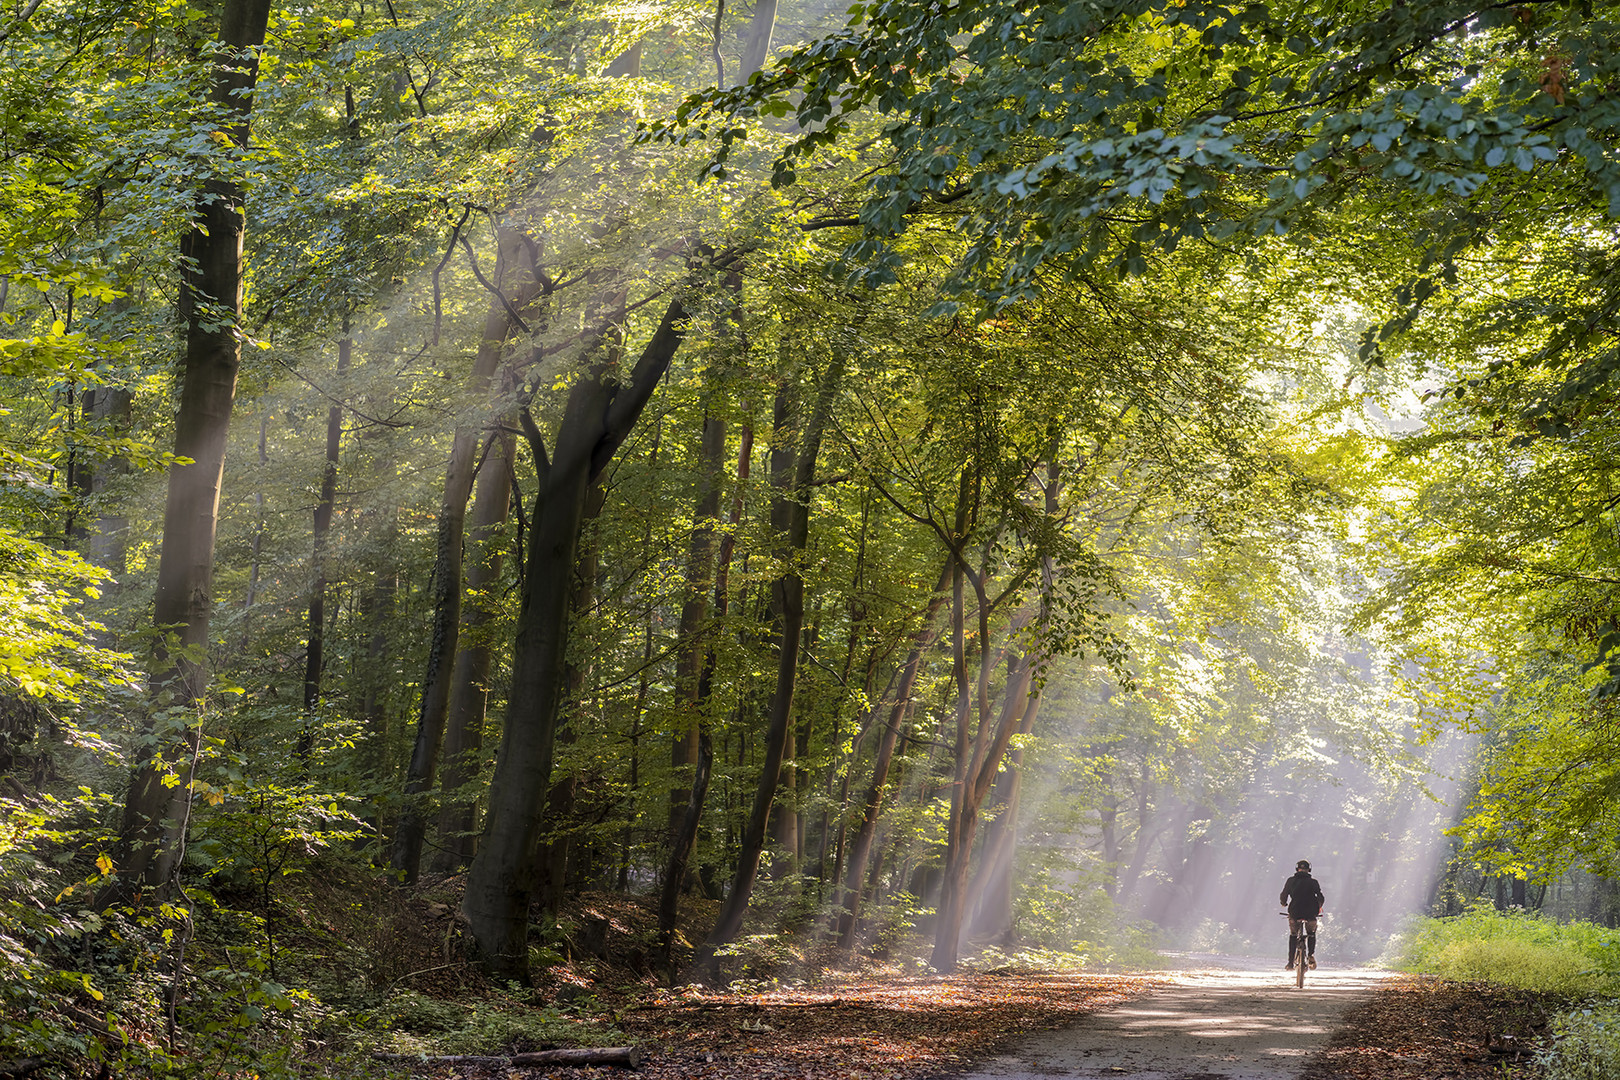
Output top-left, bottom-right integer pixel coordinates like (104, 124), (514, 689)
(1280, 872), (1325, 918)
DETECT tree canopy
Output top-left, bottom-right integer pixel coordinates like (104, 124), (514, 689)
(0, 0), (1618, 1072)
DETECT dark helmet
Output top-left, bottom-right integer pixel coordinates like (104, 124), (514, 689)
(1296, 860), (1312, 872)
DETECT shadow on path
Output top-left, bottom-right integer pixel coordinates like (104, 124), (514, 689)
(953, 960), (1389, 1080)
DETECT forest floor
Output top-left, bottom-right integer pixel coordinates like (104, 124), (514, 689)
(376, 966), (1560, 1080)
(360, 891), (1561, 1080)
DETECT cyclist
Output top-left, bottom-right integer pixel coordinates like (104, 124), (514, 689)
(1280, 859), (1325, 970)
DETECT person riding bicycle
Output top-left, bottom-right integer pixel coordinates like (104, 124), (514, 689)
(1280, 859), (1325, 970)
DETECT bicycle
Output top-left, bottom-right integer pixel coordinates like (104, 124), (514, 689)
(1279, 911), (1315, 988)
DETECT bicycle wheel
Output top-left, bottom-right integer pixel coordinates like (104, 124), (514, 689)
(1295, 940), (1306, 988)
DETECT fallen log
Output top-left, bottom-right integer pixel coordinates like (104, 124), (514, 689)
(375, 1046), (643, 1068)
(0, 1059), (51, 1078)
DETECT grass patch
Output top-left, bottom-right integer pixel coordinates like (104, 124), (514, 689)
(370, 991), (630, 1056)
(1394, 905), (1620, 995)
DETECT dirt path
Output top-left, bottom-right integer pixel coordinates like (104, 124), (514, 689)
(950, 961), (1389, 1080)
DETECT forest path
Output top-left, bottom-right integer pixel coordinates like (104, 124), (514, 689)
(952, 959), (1389, 1080)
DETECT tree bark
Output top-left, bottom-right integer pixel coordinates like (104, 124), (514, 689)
(657, 423), (753, 966)
(536, 479), (606, 914)
(834, 557), (952, 951)
(116, 0), (274, 895)
(429, 422), (516, 873)
(964, 462), (1059, 942)
(667, 412), (727, 847)
(964, 681), (1043, 940)
(737, 0), (779, 82)
(931, 640), (1034, 970)
(358, 513), (399, 785)
(79, 378), (133, 574)
(705, 349), (847, 953)
(463, 297), (691, 981)
(764, 385), (800, 878)
(392, 233), (538, 882)
(299, 322), (349, 759)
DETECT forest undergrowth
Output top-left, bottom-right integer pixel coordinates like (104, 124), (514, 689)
(1388, 909), (1620, 1080)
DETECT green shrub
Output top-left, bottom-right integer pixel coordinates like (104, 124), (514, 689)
(1395, 905), (1620, 995)
(1539, 1003), (1620, 1080)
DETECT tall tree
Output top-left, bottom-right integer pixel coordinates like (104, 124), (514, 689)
(116, 0), (275, 894)
(706, 345), (848, 951)
(392, 233), (539, 881)
(463, 293), (695, 980)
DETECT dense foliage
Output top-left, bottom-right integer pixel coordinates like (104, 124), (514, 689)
(0, 0), (1618, 1072)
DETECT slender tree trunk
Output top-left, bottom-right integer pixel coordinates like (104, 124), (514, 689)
(932, 641), (1033, 970)
(1117, 751), (1154, 901)
(115, 0), (273, 895)
(392, 234), (539, 881)
(463, 297), (691, 981)
(964, 462), (1060, 942)
(667, 412), (727, 846)
(1099, 761), (1120, 898)
(764, 386), (800, 878)
(242, 408), (268, 648)
(429, 424), (516, 873)
(657, 423), (753, 962)
(79, 379), (133, 573)
(299, 322), (349, 759)
(834, 558), (952, 951)
(706, 349), (847, 953)
(964, 684), (1043, 940)
(359, 546), (399, 790)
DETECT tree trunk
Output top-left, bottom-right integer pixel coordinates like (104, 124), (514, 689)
(429, 423), (516, 873)
(1117, 751), (1155, 901)
(737, 0), (779, 82)
(299, 321), (349, 759)
(705, 349), (847, 953)
(668, 412), (727, 847)
(657, 423), (753, 966)
(536, 480), (606, 913)
(965, 685), (1043, 940)
(931, 645), (1035, 970)
(80, 379), (133, 574)
(116, 0), (274, 895)
(963, 461), (1059, 942)
(834, 558), (952, 951)
(392, 234), (539, 881)
(462, 297), (691, 981)
(764, 385), (800, 879)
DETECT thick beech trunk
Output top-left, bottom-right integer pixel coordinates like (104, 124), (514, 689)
(392, 239), (538, 881)
(536, 480), (605, 913)
(706, 350), (847, 953)
(116, 0), (273, 895)
(463, 298), (690, 980)
(429, 425), (516, 873)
